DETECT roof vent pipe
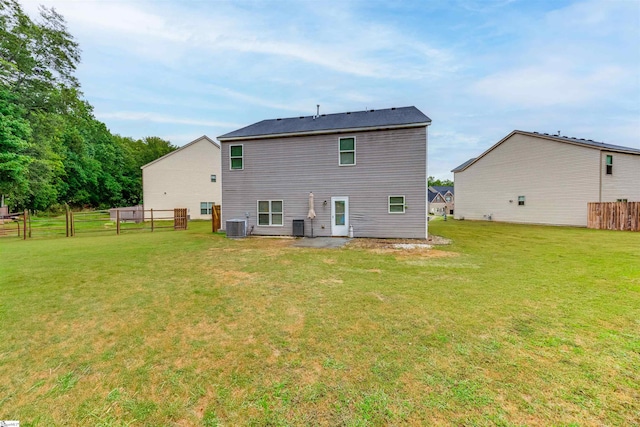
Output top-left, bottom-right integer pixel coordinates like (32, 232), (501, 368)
(315, 104), (319, 119)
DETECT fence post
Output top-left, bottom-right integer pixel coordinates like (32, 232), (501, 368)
(116, 209), (120, 235)
(151, 209), (154, 232)
(65, 204), (70, 237)
(23, 210), (27, 240)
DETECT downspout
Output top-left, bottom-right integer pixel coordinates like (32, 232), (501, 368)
(598, 151), (602, 202)
(425, 125), (429, 239)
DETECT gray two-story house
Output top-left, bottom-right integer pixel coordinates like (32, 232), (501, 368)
(218, 106), (432, 239)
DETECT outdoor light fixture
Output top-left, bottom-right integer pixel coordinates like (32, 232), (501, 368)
(323, 200), (327, 206)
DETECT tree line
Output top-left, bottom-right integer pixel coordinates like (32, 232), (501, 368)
(0, 0), (176, 212)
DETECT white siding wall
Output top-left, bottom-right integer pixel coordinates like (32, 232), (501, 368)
(454, 134), (601, 226)
(142, 137), (221, 220)
(600, 151), (640, 201)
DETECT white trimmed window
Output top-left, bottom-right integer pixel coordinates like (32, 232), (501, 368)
(210, 174), (217, 182)
(606, 155), (613, 175)
(230, 145), (243, 170)
(258, 200), (283, 226)
(339, 137), (356, 166)
(200, 202), (213, 215)
(518, 196), (525, 206)
(389, 196), (406, 214)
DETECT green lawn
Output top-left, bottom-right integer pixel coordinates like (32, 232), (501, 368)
(1, 220), (638, 426)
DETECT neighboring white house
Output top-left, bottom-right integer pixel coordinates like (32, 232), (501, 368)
(141, 135), (221, 220)
(452, 130), (640, 226)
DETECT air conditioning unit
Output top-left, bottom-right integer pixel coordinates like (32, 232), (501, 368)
(226, 219), (246, 238)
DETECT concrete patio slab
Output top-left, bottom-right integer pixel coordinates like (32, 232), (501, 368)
(291, 237), (351, 248)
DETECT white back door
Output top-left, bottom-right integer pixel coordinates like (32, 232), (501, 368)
(331, 196), (349, 236)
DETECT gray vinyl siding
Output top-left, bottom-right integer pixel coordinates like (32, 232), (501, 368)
(221, 127), (427, 238)
(454, 133), (600, 226)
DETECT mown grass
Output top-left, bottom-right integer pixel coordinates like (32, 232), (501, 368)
(0, 220), (638, 426)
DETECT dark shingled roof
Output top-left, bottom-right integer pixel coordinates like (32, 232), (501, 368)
(218, 106), (431, 140)
(452, 130), (640, 173)
(451, 158), (476, 173)
(527, 131), (640, 154)
(431, 185), (454, 195)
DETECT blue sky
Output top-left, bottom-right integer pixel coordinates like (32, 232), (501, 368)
(24, 0), (640, 178)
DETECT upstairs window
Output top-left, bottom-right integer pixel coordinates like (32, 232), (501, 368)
(389, 196), (406, 213)
(210, 174), (217, 182)
(258, 200), (283, 226)
(606, 155), (612, 175)
(230, 145), (243, 170)
(518, 196), (525, 206)
(339, 137), (356, 166)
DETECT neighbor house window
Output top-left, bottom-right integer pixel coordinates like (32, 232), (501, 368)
(445, 196), (452, 202)
(210, 174), (217, 182)
(230, 145), (243, 170)
(518, 196), (525, 206)
(606, 155), (612, 175)
(258, 200), (283, 226)
(617, 199), (628, 202)
(389, 196), (406, 213)
(339, 137), (356, 166)
(200, 202), (213, 215)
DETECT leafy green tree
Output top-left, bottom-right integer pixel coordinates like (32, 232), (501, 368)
(1, 1), (176, 211)
(428, 176), (454, 187)
(0, 87), (31, 208)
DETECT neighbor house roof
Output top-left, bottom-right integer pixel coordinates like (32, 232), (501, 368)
(428, 189), (439, 203)
(431, 185), (454, 196)
(451, 130), (640, 173)
(218, 106), (431, 141)
(141, 135), (219, 169)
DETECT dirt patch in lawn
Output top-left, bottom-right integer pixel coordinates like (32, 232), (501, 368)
(347, 235), (451, 250)
(347, 236), (456, 258)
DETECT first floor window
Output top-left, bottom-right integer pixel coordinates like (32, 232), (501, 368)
(389, 196), (406, 213)
(258, 200), (283, 226)
(230, 145), (243, 170)
(606, 155), (613, 175)
(617, 199), (628, 202)
(210, 174), (217, 182)
(201, 202), (213, 214)
(518, 196), (525, 206)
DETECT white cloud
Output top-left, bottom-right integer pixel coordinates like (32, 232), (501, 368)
(472, 64), (630, 107)
(96, 111), (242, 129)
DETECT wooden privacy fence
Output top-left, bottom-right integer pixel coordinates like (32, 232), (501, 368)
(211, 204), (221, 232)
(587, 202), (640, 231)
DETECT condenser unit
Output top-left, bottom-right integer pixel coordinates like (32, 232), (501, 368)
(225, 219), (246, 238)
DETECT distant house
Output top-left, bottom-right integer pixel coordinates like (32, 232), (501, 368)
(141, 135), (221, 220)
(452, 130), (640, 226)
(428, 186), (454, 215)
(218, 107), (432, 238)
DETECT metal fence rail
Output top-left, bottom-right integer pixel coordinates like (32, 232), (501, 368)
(2, 207), (189, 240)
